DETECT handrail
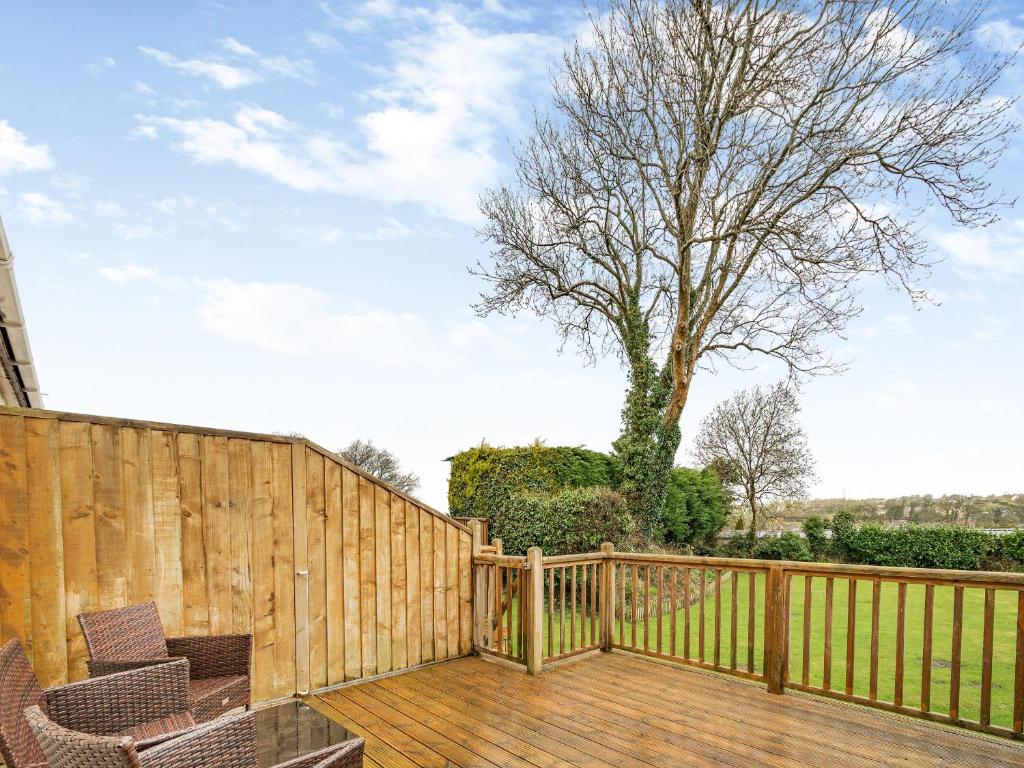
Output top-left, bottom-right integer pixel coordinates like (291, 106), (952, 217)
(465, 534), (1024, 742)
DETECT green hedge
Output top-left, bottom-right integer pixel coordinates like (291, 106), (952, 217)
(492, 486), (634, 556)
(663, 467), (729, 548)
(834, 523), (995, 570)
(753, 532), (813, 562)
(447, 443), (619, 520)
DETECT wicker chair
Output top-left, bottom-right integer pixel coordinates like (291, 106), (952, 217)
(77, 602), (252, 722)
(0, 639), (194, 768)
(25, 708), (364, 768)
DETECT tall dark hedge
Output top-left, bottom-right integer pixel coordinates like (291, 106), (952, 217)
(662, 467), (729, 548)
(833, 522), (994, 570)
(447, 443), (619, 520)
(448, 443), (729, 549)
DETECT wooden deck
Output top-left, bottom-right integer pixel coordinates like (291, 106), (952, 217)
(310, 652), (1024, 768)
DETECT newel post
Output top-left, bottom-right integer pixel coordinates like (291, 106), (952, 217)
(600, 542), (614, 651)
(469, 520), (485, 651)
(764, 564), (788, 695)
(526, 546), (544, 675)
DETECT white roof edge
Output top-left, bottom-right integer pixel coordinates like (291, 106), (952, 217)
(0, 216), (44, 408)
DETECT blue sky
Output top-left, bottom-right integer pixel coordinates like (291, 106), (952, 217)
(1, 0), (1022, 511)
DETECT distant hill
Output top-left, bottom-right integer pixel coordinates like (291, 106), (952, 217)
(766, 494), (1024, 529)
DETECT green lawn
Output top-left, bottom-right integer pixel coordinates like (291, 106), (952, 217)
(616, 573), (1022, 730)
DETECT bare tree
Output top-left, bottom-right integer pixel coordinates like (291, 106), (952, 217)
(338, 439), (420, 494)
(693, 382), (815, 533)
(938, 494), (977, 525)
(474, 0), (1018, 537)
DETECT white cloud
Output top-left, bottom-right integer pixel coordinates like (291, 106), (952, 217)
(138, 10), (558, 222)
(219, 37), (257, 56)
(936, 220), (1024, 275)
(139, 41), (314, 89)
(0, 121), (53, 175)
(140, 46), (261, 89)
(133, 81), (157, 97)
(976, 20), (1024, 54)
(87, 56), (116, 77)
(871, 379), (917, 412)
(98, 264), (164, 284)
(18, 192), (73, 225)
(306, 31), (343, 52)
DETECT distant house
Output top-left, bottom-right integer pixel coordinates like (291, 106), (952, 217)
(0, 216), (43, 407)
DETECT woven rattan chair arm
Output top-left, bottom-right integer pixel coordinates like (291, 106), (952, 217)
(45, 659), (191, 734)
(272, 738), (365, 768)
(166, 634), (252, 679)
(137, 712), (258, 768)
(86, 657), (187, 678)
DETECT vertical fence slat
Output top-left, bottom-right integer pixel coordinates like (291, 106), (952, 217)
(845, 579), (857, 697)
(802, 575), (812, 686)
(630, 564), (638, 649)
(980, 588), (995, 727)
(570, 565), (577, 652)
(699, 569), (706, 663)
(670, 567), (678, 658)
(619, 564), (626, 646)
(560, 566), (567, 655)
(949, 586), (963, 721)
(747, 572), (756, 674)
(730, 571), (738, 671)
(493, 564), (502, 656)
(714, 569), (722, 668)
(547, 568), (554, 658)
(683, 567), (692, 660)
(895, 582), (906, 707)
(590, 562), (598, 646)
(823, 577), (833, 691)
(1014, 590), (1024, 734)
(643, 565), (651, 651)
(921, 584), (934, 712)
(657, 566), (664, 655)
(869, 580), (881, 701)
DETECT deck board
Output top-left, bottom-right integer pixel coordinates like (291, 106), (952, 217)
(313, 652), (1024, 768)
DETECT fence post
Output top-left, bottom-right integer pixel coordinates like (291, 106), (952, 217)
(526, 547), (544, 675)
(469, 520), (485, 651)
(600, 542), (614, 651)
(764, 564), (787, 695)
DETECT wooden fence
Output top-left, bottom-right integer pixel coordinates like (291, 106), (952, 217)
(0, 407), (472, 702)
(469, 539), (1024, 742)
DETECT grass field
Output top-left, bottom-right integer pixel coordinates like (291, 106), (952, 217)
(611, 573), (1021, 730)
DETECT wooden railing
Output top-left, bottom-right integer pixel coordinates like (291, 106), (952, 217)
(466, 531), (1024, 742)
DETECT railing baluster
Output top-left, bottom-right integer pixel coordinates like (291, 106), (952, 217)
(631, 563), (638, 649)
(657, 565), (664, 654)
(699, 568), (706, 663)
(670, 566), (678, 658)
(590, 562), (598, 644)
(980, 588), (995, 727)
(869, 579), (881, 701)
(507, 567), (514, 655)
(895, 582), (906, 706)
(747, 571), (756, 674)
(547, 567), (554, 659)
(730, 570), (738, 671)
(1014, 590), (1024, 734)
(802, 574), (812, 686)
(643, 564), (651, 651)
(683, 567), (692, 660)
(614, 561), (622, 647)
(559, 566), (567, 655)
(491, 565), (499, 655)
(823, 577), (833, 691)
(846, 579), (857, 697)
(573, 561), (581, 651)
(921, 584), (934, 712)
(714, 569), (722, 668)
(949, 586), (963, 721)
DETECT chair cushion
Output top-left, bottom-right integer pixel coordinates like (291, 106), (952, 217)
(120, 711), (196, 748)
(188, 676), (249, 722)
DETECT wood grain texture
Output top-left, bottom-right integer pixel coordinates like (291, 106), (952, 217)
(315, 653), (1024, 768)
(0, 409), (470, 697)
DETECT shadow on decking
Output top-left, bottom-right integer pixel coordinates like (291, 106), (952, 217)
(308, 652), (1024, 768)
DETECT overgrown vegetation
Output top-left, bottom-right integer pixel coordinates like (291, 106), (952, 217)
(448, 443), (728, 553)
